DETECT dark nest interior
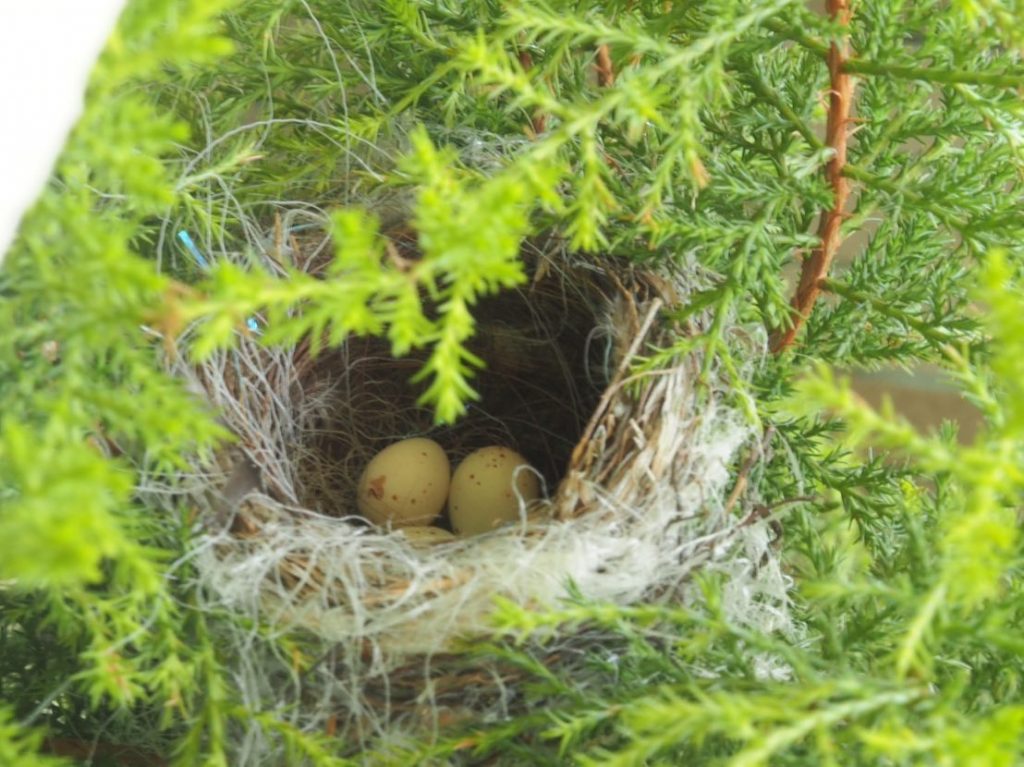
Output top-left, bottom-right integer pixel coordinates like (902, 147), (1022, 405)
(291, 244), (619, 529)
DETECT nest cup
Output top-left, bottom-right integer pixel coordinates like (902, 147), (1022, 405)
(294, 244), (610, 529)
(168, 218), (784, 744)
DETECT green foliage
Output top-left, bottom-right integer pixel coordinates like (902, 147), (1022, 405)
(0, 420), (134, 586)
(408, 237), (1024, 765)
(184, 127), (550, 422)
(3, 0), (1024, 765)
(0, 14), (238, 761)
(0, 0), (358, 764)
(1, 0), (234, 600)
(0, 708), (66, 767)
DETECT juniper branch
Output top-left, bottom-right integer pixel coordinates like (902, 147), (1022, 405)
(843, 59), (1024, 87)
(772, 0), (855, 352)
(819, 277), (965, 347)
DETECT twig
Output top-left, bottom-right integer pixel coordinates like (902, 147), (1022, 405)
(595, 44), (615, 87)
(569, 299), (663, 471)
(517, 49), (548, 135)
(771, 0), (856, 352)
(723, 425), (776, 517)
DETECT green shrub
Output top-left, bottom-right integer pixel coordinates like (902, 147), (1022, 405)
(2, 0), (1023, 764)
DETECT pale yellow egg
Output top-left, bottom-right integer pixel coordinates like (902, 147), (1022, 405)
(398, 526), (458, 548)
(357, 438), (450, 527)
(448, 446), (541, 536)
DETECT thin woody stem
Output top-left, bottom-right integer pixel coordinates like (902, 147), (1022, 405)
(595, 43), (615, 87)
(517, 48), (548, 135)
(771, 0), (855, 353)
(723, 426), (776, 517)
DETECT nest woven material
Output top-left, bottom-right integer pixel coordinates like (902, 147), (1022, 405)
(157, 219), (790, 744)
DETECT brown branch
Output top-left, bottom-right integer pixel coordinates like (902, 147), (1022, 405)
(595, 44), (615, 87)
(722, 426), (775, 517)
(517, 49), (548, 135)
(771, 0), (855, 353)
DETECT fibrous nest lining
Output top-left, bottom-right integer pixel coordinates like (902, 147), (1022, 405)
(148, 215), (790, 750)
(294, 238), (607, 522)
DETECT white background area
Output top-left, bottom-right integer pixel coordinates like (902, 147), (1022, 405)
(0, 1), (125, 259)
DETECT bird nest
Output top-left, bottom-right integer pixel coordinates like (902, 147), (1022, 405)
(155, 218), (787, 748)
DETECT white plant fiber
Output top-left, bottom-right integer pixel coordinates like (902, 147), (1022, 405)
(149, 217), (791, 752)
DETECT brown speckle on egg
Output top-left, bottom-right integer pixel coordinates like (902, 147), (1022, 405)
(448, 446), (541, 536)
(368, 475), (386, 500)
(357, 438), (450, 527)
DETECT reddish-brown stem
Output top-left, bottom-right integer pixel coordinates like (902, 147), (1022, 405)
(771, 0), (855, 353)
(595, 44), (615, 87)
(516, 48), (533, 74)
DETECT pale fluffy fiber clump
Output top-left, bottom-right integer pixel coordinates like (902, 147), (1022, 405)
(148, 215), (790, 751)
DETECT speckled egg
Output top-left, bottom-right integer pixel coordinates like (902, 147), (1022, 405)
(398, 526), (458, 547)
(357, 438), (450, 528)
(448, 446), (541, 536)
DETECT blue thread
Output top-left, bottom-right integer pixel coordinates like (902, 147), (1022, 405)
(178, 230), (262, 334)
(177, 230), (209, 269)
